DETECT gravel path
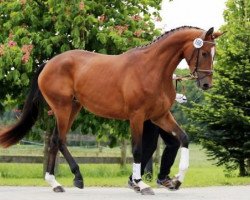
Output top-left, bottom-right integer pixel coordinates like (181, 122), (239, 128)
(0, 186), (249, 200)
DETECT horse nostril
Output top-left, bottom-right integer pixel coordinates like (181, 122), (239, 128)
(202, 83), (210, 90)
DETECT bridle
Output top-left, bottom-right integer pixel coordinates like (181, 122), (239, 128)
(188, 37), (215, 81)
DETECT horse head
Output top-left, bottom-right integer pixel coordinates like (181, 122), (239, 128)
(184, 27), (223, 90)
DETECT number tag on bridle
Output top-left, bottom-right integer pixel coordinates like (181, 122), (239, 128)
(193, 38), (204, 48)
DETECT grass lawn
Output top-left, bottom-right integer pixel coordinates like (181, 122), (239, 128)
(0, 144), (249, 187)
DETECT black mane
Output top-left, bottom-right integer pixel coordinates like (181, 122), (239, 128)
(138, 26), (203, 49)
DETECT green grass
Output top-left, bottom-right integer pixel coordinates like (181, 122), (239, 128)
(0, 144), (250, 187)
(0, 144), (124, 157)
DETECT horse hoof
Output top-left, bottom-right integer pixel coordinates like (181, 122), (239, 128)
(74, 179), (84, 189)
(128, 179), (140, 193)
(173, 180), (182, 190)
(141, 187), (155, 195)
(53, 186), (65, 193)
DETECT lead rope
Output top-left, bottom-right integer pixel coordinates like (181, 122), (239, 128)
(174, 74), (204, 103)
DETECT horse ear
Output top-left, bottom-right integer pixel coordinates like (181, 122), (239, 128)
(205, 27), (214, 39)
(212, 31), (225, 39)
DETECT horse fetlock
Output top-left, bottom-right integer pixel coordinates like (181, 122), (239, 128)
(74, 178), (84, 189)
(132, 163), (142, 180)
(45, 172), (62, 188)
(71, 164), (80, 174)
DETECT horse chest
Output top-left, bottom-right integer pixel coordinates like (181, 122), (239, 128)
(147, 94), (173, 117)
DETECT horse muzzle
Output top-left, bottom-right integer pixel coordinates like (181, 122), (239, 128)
(201, 83), (212, 90)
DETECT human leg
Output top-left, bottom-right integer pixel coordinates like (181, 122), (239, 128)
(158, 129), (180, 180)
(157, 128), (180, 190)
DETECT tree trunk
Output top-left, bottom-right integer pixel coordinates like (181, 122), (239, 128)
(247, 159), (250, 175)
(120, 138), (127, 167)
(239, 159), (246, 177)
(97, 141), (103, 153)
(43, 131), (50, 176)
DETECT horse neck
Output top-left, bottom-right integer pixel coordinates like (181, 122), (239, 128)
(144, 31), (189, 81)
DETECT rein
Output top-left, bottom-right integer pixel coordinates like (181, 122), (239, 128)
(173, 74), (196, 97)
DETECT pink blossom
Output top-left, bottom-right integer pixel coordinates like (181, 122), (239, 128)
(79, 1), (85, 10)
(47, 110), (54, 116)
(131, 15), (142, 21)
(8, 41), (17, 47)
(98, 14), (106, 22)
(134, 30), (143, 37)
(115, 25), (128, 35)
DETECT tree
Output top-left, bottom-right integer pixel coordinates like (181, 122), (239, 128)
(186, 0), (250, 176)
(0, 0), (161, 109)
(0, 1), (163, 168)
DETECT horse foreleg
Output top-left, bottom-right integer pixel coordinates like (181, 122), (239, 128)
(130, 115), (155, 195)
(45, 126), (65, 192)
(152, 112), (189, 189)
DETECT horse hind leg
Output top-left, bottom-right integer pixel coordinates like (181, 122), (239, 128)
(58, 100), (84, 189)
(45, 99), (82, 192)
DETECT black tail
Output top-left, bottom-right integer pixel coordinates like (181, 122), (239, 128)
(0, 63), (46, 148)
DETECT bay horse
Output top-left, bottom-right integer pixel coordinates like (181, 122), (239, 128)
(0, 26), (222, 194)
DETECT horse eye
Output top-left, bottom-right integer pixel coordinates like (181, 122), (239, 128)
(202, 52), (208, 57)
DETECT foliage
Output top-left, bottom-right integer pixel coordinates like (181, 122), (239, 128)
(185, 0), (250, 176)
(0, 0), (162, 142)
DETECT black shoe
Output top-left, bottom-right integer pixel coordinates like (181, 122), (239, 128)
(157, 176), (175, 190)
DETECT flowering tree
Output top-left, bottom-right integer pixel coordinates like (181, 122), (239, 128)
(0, 0), (162, 110)
(0, 0), (162, 144)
